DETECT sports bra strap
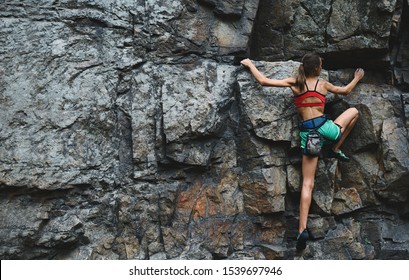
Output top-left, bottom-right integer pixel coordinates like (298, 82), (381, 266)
(305, 79), (319, 92)
(314, 79), (319, 91)
(304, 82), (309, 91)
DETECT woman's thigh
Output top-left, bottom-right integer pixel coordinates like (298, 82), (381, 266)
(333, 108), (359, 133)
(302, 155), (319, 184)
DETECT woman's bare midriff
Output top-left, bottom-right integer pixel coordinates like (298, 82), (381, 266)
(297, 101), (325, 121)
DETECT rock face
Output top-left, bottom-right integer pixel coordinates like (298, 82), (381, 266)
(251, 0), (398, 68)
(1, 0), (409, 260)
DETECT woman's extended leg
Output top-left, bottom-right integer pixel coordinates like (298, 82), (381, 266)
(333, 107), (359, 151)
(297, 154), (319, 250)
(299, 155), (319, 233)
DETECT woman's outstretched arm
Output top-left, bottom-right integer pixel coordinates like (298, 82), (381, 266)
(325, 68), (365, 95)
(241, 58), (295, 87)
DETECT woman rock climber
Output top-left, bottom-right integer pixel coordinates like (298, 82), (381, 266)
(240, 53), (364, 250)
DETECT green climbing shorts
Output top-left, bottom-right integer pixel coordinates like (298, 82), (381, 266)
(300, 118), (342, 150)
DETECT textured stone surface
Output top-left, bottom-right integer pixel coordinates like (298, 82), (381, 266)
(251, 0), (398, 68)
(1, 0), (409, 260)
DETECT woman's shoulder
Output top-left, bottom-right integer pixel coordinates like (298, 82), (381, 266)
(284, 77), (297, 84)
(317, 79), (330, 94)
(318, 79), (331, 86)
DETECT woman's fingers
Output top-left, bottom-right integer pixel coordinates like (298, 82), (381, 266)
(355, 68), (364, 79)
(240, 58), (252, 67)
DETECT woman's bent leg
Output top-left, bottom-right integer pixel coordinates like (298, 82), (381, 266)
(333, 107), (359, 151)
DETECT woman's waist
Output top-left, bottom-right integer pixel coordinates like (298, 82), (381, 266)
(297, 107), (325, 121)
(298, 114), (329, 130)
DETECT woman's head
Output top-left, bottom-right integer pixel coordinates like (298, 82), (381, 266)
(295, 53), (322, 91)
(302, 53), (322, 77)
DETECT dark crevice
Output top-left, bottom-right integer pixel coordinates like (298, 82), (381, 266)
(391, 0), (409, 90)
(116, 108), (134, 180)
(321, 49), (390, 71)
(248, 0), (287, 61)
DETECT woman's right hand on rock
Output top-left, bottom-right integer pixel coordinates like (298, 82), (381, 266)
(355, 68), (365, 80)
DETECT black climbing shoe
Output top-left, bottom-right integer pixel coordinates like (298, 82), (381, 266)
(296, 229), (309, 251)
(327, 149), (350, 162)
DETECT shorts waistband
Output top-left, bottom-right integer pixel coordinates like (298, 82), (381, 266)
(299, 115), (328, 130)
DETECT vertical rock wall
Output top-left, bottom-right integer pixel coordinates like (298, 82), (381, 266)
(0, 0), (409, 259)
